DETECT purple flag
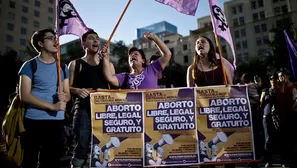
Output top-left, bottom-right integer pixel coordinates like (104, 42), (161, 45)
(208, 0), (236, 68)
(155, 0), (199, 16)
(56, 0), (88, 38)
(284, 30), (297, 80)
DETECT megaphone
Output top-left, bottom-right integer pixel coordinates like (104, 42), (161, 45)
(212, 132), (228, 144)
(153, 134), (173, 150)
(102, 137), (120, 153)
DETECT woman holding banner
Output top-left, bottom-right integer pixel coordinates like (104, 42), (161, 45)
(101, 32), (171, 89)
(186, 36), (234, 168)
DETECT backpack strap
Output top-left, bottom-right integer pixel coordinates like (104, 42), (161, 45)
(55, 62), (69, 92)
(29, 58), (37, 86)
(72, 59), (82, 87)
(61, 63), (67, 79)
(28, 58), (67, 85)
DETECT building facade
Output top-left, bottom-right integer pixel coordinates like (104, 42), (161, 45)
(0, 0), (56, 56)
(132, 0), (297, 67)
(138, 33), (190, 65)
(224, 0), (297, 62)
(133, 21), (178, 49)
(137, 17), (233, 67)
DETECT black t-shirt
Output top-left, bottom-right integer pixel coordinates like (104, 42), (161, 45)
(158, 77), (172, 88)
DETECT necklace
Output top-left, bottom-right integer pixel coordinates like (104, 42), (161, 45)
(199, 62), (215, 85)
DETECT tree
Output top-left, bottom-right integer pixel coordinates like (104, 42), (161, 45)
(266, 16), (297, 70)
(111, 41), (129, 73)
(0, 50), (21, 116)
(25, 40), (38, 58)
(65, 45), (84, 64)
(236, 58), (267, 79)
(164, 62), (187, 87)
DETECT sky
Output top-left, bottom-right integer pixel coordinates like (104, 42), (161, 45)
(59, 0), (228, 45)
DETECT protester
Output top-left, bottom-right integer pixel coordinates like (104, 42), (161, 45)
(0, 85), (19, 168)
(101, 32), (171, 89)
(275, 68), (295, 167)
(186, 36), (232, 87)
(240, 73), (262, 168)
(67, 30), (115, 168)
(259, 74), (278, 167)
(186, 36), (234, 168)
(149, 55), (174, 88)
(19, 29), (70, 168)
(241, 73), (262, 104)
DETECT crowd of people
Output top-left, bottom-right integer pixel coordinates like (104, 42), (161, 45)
(1, 28), (297, 168)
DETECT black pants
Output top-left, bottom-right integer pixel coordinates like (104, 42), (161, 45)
(262, 115), (276, 163)
(71, 102), (92, 167)
(22, 118), (64, 168)
(251, 106), (264, 159)
(278, 115), (291, 165)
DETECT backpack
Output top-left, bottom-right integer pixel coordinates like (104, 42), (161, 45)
(1, 58), (66, 166)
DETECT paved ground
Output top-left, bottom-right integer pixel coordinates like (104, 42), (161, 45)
(60, 154), (291, 168)
(59, 156), (288, 168)
(61, 164), (288, 168)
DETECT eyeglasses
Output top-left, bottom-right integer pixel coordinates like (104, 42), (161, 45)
(44, 36), (57, 42)
(270, 78), (276, 81)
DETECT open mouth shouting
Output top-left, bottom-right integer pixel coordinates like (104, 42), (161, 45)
(130, 57), (137, 62)
(92, 43), (99, 49)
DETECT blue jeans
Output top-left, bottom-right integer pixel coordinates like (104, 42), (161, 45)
(71, 102), (91, 167)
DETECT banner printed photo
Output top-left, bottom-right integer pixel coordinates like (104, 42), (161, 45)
(196, 85), (255, 163)
(90, 91), (144, 167)
(144, 88), (198, 167)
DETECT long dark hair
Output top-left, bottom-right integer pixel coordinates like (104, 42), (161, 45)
(191, 36), (217, 80)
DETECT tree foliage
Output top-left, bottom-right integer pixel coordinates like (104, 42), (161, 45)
(236, 17), (297, 84)
(164, 63), (187, 87)
(65, 45), (84, 64)
(0, 50), (22, 115)
(235, 58), (267, 81)
(25, 40), (38, 58)
(265, 17), (297, 71)
(111, 41), (129, 73)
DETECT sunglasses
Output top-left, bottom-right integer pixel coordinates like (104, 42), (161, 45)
(270, 78), (276, 80)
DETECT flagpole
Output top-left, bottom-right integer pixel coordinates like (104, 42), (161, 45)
(56, 0), (62, 93)
(215, 34), (228, 85)
(57, 37), (62, 93)
(106, 0), (132, 47)
(284, 30), (297, 81)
